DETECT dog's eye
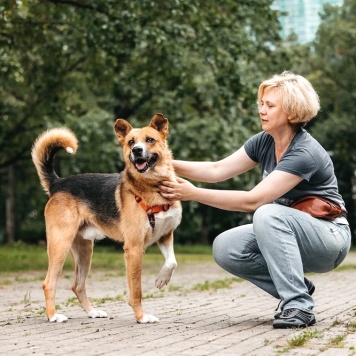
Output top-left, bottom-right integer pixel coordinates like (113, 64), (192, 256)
(146, 137), (155, 143)
(128, 139), (135, 146)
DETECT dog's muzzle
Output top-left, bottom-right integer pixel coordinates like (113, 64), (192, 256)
(130, 146), (158, 173)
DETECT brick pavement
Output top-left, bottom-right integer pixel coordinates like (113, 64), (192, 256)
(1, 253), (356, 355)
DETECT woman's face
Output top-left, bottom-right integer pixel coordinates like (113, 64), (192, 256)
(259, 87), (290, 134)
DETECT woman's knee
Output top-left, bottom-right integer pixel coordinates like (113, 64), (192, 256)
(212, 232), (229, 268)
(253, 204), (277, 225)
(212, 226), (257, 276)
(253, 204), (292, 233)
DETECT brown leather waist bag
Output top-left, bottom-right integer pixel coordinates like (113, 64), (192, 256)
(290, 195), (344, 220)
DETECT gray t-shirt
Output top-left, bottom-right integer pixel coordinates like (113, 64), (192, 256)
(244, 128), (347, 212)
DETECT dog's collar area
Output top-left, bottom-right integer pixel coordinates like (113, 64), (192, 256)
(135, 195), (171, 229)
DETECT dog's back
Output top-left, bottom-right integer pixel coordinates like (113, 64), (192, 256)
(50, 173), (122, 222)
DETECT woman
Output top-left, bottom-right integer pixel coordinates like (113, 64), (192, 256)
(159, 71), (351, 329)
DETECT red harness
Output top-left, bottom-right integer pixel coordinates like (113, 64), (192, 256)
(135, 196), (171, 229)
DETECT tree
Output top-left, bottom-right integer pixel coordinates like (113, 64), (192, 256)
(302, 0), (356, 242)
(0, 0), (288, 244)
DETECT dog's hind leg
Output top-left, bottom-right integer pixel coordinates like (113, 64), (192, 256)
(155, 232), (177, 289)
(43, 230), (75, 322)
(71, 235), (107, 319)
(43, 196), (79, 323)
(43, 241), (72, 323)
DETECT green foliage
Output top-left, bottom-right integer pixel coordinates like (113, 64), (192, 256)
(0, 0), (285, 244)
(301, 0), (356, 241)
(270, 0), (356, 240)
(7, 1), (355, 244)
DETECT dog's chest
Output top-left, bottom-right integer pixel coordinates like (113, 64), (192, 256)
(147, 206), (182, 245)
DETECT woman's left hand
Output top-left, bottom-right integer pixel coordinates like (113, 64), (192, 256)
(159, 177), (195, 201)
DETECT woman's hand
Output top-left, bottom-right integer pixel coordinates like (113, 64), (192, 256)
(159, 177), (196, 201)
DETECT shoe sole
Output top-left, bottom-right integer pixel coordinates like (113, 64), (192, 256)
(273, 318), (316, 329)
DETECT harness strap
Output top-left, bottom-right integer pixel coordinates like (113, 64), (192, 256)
(135, 196), (171, 229)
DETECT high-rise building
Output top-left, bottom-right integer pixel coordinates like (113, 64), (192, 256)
(272, 0), (343, 43)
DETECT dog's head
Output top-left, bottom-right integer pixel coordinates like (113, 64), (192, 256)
(114, 113), (170, 174)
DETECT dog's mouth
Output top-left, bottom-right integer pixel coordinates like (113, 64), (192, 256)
(132, 154), (158, 173)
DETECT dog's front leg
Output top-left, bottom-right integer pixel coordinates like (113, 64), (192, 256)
(124, 244), (158, 324)
(155, 232), (177, 288)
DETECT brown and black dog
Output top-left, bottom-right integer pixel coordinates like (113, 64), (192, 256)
(32, 113), (182, 323)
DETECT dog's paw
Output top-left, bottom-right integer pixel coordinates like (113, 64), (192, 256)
(155, 276), (169, 289)
(137, 314), (159, 324)
(155, 268), (175, 289)
(49, 314), (68, 323)
(88, 309), (108, 318)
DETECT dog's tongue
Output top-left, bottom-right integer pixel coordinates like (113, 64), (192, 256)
(136, 162), (148, 171)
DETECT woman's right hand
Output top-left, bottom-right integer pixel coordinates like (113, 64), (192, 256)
(159, 177), (196, 201)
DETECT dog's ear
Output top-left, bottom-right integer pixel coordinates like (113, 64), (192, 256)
(114, 119), (132, 145)
(149, 113), (169, 139)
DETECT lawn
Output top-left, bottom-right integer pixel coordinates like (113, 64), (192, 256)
(0, 242), (214, 273)
(1, 242), (355, 273)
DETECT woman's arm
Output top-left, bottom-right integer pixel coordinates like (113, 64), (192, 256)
(173, 146), (258, 183)
(160, 170), (303, 212)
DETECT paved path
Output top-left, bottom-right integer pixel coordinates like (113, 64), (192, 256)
(1, 252), (356, 355)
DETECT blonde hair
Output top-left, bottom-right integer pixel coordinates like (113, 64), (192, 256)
(257, 71), (320, 126)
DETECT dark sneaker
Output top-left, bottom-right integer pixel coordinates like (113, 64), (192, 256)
(274, 282), (315, 319)
(273, 308), (316, 329)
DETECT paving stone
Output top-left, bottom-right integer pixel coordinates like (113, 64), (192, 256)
(1, 253), (356, 355)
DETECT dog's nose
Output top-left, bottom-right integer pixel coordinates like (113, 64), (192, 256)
(132, 146), (143, 156)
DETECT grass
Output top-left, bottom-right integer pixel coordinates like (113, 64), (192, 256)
(334, 264), (356, 272)
(329, 334), (345, 347)
(193, 277), (241, 291)
(2, 243), (355, 273)
(90, 295), (126, 304)
(347, 321), (356, 330)
(0, 242), (213, 273)
(287, 330), (322, 347)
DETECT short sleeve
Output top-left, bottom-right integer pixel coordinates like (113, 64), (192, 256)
(244, 132), (272, 163)
(276, 148), (318, 181)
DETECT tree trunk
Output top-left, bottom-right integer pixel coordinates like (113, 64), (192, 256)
(6, 165), (15, 244)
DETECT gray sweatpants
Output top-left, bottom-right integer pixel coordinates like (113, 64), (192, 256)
(212, 203), (351, 312)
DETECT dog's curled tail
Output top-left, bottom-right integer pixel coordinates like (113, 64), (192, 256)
(31, 128), (78, 195)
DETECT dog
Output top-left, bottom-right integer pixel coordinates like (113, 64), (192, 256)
(31, 113), (182, 323)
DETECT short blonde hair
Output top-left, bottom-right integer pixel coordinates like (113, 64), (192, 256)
(257, 71), (320, 126)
